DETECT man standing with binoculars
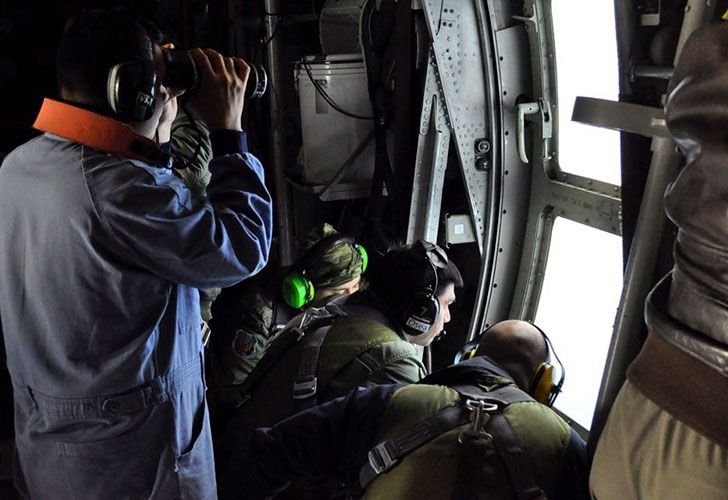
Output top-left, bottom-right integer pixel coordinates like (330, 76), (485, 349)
(0, 7), (272, 499)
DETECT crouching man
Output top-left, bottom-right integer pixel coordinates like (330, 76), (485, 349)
(218, 320), (588, 500)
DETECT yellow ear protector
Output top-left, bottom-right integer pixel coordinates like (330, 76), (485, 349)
(106, 27), (157, 122)
(454, 322), (565, 406)
(281, 234), (368, 309)
(453, 338), (479, 364)
(401, 240), (449, 337)
(528, 325), (564, 406)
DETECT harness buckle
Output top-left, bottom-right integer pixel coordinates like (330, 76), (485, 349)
(367, 442), (397, 475)
(458, 399), (499, 443)
(292, 376), (318, 400)
(465, 399), (498, 431)
(230, 392), (252, 410)
(201, 320), (212, 348)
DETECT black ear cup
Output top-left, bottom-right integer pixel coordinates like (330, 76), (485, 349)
(400, 240), (448, 337)
(107, 61), (157, 122)
(401, 293), (440, 337)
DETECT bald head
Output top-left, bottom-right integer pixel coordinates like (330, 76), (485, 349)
(474, 320), (549, 392)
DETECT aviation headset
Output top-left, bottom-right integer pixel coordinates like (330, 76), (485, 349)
(454, 322), (565, 406)
(400, 240), (449, 338)
(106, 25), (158, 123)
(281, 234), (368, 309)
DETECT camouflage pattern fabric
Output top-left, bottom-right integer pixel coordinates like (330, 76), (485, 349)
(169, 109), (220, 322)
(209, 285), (278, 388)
(170, 108), (213, 199)
(303, 223), (363, 288)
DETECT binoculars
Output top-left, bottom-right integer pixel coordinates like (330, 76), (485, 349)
(162, 49), (268, 100)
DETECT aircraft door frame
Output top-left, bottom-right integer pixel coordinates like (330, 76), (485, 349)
(405, 0), (535, 342)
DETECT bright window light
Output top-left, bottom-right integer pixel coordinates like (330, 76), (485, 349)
(552, 0), (621, 186)
(535, 217), (623, 429)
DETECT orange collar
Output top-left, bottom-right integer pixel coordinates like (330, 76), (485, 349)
(32, 98), (171, 167)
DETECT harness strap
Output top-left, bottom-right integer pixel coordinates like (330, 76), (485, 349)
(292, 324), (334, 410)
(456, 384), (545, 499)
(272, 299), (295, 335)
(358, 404), (470, 489)
(323, 340), (406, 401)
(358, 383), (544, 497)
(220, 325), (305, 410)
(487, 414), (547, 500)
(223, 303), (350, 411)
(291, 302), (393, 409)
(453, 383), (536, 405)
(320, 303), (407, 401)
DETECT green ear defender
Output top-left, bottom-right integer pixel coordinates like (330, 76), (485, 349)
(281, 234), (368, 309)
(355, 243), (368, 273)
(281, 274), (315, 309)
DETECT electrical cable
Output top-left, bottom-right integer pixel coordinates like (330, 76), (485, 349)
(300, 58), (373, 120)
(260, 10), (283, 48)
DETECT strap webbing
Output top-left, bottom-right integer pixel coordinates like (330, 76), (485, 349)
(272, 300), (295, 334)
(452, 383), (535, 406)
(455, 384), (545, 499)
(220, 325), (304, 410)
(359, 404), (470, 489)
(320, 302), (407, 400)
(359, 383), (545, 497)
(221, 304), (347, 411)
(324, 355), (377, 400)
(292, 325), (333, 410)
(487, 414), (547, 500)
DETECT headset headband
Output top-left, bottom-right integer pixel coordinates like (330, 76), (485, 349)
(296, 234), (358, 274)
(452, 321), (565, 405)
(414, 240), (448, 293)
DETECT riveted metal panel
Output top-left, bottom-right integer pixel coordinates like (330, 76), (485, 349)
(407, 59), (451, 244)
(481, 23), (534, 330)
(421, 0), (490, 254)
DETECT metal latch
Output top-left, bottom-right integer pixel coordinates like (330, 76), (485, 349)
(517, 98), (553, 164)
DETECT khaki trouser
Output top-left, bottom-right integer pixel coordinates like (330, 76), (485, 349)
(590, 381), (728, 500)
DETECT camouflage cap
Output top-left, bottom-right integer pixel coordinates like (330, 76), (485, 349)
(301, 223), (363, 289)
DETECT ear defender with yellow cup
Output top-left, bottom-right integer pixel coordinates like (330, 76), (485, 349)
(453, 339), (479, 364)
(453, 322), (565, 406)
(281, 234), (368, 309)
(528, 325), (565, 406)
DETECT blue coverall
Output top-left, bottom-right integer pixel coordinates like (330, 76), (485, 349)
(0, 129), (272, 499)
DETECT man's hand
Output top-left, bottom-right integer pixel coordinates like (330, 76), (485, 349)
(185, 48), (250, 132)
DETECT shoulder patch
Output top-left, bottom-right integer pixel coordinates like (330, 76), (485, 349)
(232, 330), (258, 358)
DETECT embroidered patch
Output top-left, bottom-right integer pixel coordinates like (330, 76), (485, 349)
(232, 331), (258, 358)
